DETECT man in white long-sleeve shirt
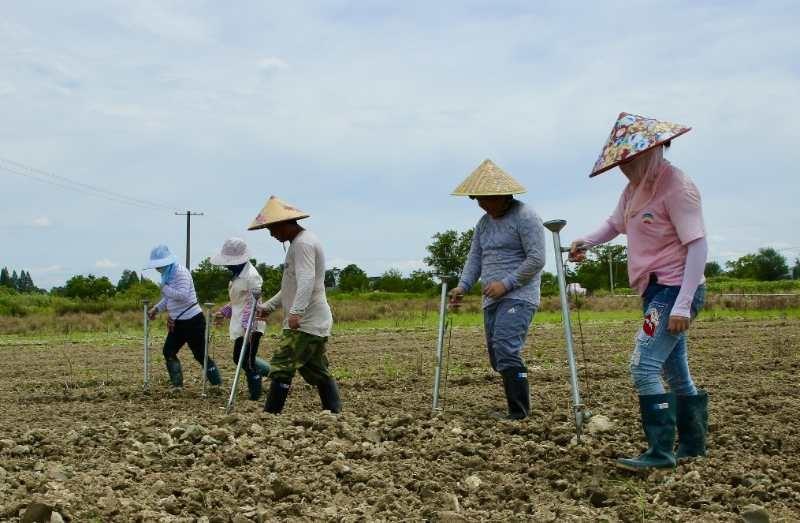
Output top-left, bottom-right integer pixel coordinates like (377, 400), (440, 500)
(248, 196), (340, 414)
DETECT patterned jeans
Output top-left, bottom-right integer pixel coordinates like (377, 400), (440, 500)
(630, 283), (706, 395)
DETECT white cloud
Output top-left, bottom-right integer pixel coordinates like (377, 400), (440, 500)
(0, 3), (798, 288)
(95, 259), (118, 269)
(257, 57), (289, 74)
(31, 216), (51, 227)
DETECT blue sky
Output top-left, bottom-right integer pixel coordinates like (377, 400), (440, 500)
(1, 1), (798, 289)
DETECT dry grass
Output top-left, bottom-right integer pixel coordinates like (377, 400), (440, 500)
(0, 293), (796, 335)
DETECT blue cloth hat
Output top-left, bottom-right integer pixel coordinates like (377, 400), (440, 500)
(145, 244), (177, 270)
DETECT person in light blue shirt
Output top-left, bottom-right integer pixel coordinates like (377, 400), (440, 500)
(449, 159), (546, 420)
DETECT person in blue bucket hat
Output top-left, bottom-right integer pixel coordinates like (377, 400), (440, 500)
(145, 244), (222, 389)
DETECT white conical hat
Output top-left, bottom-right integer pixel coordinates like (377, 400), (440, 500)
(590, 112), (691, 177)
(451, 159), (526, 196)
(248, 195), (310, 230)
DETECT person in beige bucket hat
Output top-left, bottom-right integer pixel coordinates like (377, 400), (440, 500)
(449, 159), (546, 420)
(210, 237), (271, 401)
(248, 196), (341, 415)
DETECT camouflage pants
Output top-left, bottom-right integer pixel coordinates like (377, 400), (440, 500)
(268, 329), (332, 385)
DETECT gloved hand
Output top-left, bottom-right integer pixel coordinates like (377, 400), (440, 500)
(448, 286), (465, 310)
(569, 240), (588, 262)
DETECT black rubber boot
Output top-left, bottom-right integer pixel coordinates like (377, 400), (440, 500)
(165, 358), (183, 388)
(495, 368), (530, 420)
(676, 390), (708, 459)
(264, 379), (291, 414)
(617, 393), (677, 470)
(206, 362), (222, 386)
(246, 371), (263, 401)
(317, 378), (342, 413)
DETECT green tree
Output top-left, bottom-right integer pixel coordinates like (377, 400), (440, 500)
(325, 267), (341, 289)
(373, 269), (405, 292)
(0, 268), (10, 288)
(63, 274), (116, 299)
(254, 262), (283, 298)
(404, 269), (437, 293)
(118, 278), (160, 301)
(10, 270), (19, 291)
(753, 248), (790, 280)
(793, 258), (800, 280)
(726, 248), (789, 281)
(191, 258), (231, 302)
(704, 261), (723, 278)
(18, 271), (37, 293)
(540, 271), (558, 297)
(117, 270), (141, 292)
(424, 229), (474, 287)
(726, 254), (757, 279)
(338, 264), (369, 292)
(571, 244), (628, 292)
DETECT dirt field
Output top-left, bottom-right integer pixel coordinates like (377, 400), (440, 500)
(1, 315), (799, 522)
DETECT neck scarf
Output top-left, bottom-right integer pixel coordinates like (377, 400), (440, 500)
(622, 146), (672, 224)
(226, 263), (246, 278)
(160, 263), (177, 286)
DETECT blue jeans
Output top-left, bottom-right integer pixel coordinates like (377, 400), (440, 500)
(483, 299), (536, 372)
(630, 283), (706, 395)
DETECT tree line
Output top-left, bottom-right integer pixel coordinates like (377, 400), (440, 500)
(0, 268), (41, 293)
(5, 235), (798, 301)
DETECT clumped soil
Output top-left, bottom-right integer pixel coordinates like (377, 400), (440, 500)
(1, 316), (799, 521)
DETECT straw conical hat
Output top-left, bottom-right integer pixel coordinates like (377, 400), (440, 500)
(247, 195), (310, 230)
(451, 159), (526, 196)
(590, 112), (691, 177)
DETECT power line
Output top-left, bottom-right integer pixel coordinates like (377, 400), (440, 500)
(0, 156), (174, 211)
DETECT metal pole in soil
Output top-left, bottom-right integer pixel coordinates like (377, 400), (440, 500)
(431, 281), (448, 412)
(609, 254), (615, 295)
(202, 302), (214, 397)
(143, 300), (150, 390)
(543, 219), (590, 441)
(225, 291), (260, 414)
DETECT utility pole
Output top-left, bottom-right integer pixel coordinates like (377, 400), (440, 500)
(175, 210), (204, 268)
(609, 253), (615, 295)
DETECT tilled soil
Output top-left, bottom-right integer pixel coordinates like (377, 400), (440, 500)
(1, 317), (799, 521)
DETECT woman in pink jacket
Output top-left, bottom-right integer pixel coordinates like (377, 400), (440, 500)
(570, 113), (708, 470)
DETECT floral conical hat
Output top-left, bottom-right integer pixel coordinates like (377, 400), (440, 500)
(452, 159), (526, 196)
(247, 195), (310, 230)
(590, 112), (691, 177)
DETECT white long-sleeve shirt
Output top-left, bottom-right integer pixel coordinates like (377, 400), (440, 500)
(219, 262), (266, 340)
(154, 264), (202, 320)
(260, 230), (333, 337)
